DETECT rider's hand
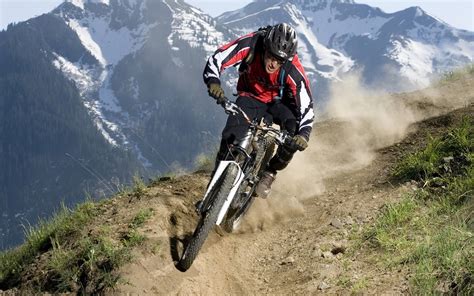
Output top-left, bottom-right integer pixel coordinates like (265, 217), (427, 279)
(208, 83), (225, 104)
(263, 113), (273, 126)
(292, 135), (308, 151)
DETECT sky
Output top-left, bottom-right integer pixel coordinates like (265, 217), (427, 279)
(0, 0), (473, 31)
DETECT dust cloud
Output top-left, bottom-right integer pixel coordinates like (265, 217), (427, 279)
(240, 74), (421, 230)
(236, 72), (474, 232)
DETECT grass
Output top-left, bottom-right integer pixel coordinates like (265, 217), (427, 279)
(129, 208), (154, 229)
(194, 152), (216, 173)
(128, 173), (147, 201)
(438, 64), (474, 84)
(0, 193), (156, 293)
(393, 116), (473, 183)
(362, 117), (473, 294)
(0, 201), (97, 290)
(122, 208), (154, 248)
(351, 277), (369, 295)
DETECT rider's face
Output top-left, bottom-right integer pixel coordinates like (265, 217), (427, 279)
(264, 51), (284, 74)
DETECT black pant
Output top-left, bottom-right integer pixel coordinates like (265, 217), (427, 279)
(217, 96), (298, 174)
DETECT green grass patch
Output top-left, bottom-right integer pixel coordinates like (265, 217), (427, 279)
(351, 277), (369, 295)
(363, 197), (424, 262)
(0, 199), (155, 293)
(129, 173), (147, 200)
(438, 64), (474, 84)
(393, 117), (473, 183)
(129, 208), (154, 229)
(0, 201), (98, 289)
(362, 117), (473, 294)
(194, 152), (216, 173)
(45, 234), (129, 293)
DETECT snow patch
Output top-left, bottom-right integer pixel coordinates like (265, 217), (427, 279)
(58, 5), (155, 148)
(167, 4), (226, 55)
(83, 101), (120, 146)
(66, 17), (150, 66)
(52, 54), (96, 96)
(98, 71), (122, 113)
(298, 2), (390, 48)
(53, 53), (124, 146)
(288, 3), (354, 79)
(387, 39), (435, 87)
(68, 19), (106, 65)
(66, 0), (110, 10)
(68, 0), (85, 10)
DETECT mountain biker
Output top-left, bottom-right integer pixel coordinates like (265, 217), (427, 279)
(203, 23), (314, 198)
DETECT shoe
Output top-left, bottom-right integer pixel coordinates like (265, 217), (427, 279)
(255, 171), (276, 199)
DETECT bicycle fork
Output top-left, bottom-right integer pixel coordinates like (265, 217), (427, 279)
(196, 160), (246, 225)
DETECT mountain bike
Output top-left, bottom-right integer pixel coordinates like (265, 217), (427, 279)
(176, 98), (294, 272)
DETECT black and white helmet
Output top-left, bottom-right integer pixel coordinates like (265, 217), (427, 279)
(263, 23), (298, 61)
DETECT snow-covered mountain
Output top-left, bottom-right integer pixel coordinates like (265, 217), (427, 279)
(49, 0), (234, 171)
(218, 0), (474, 91)
(1, 0), (236, 250)
(45, 0), (474, 168)
(2, 0), (474, 250)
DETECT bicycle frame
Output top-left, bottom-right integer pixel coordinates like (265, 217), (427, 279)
(200, 99), (292, 226)
(177, 99), (295, 272)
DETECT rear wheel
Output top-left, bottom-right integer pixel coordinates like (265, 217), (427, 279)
(258, 140), (276, 175)
(176, 164), (239, 272)
(222, 141), (276, 233)
(222, 193), (255, 233)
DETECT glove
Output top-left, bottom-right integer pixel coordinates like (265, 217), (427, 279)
(263, 113), (273, 126)
(292, 135), (308, 151)
(208, 83), (225, 104)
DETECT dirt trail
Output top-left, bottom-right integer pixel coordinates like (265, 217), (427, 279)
(114, 76), (474, 295)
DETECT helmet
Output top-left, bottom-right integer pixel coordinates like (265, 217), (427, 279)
(263, 23), (298, 61)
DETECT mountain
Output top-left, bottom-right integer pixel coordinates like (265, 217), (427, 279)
(50, 0), (233, 170)
(0, 13), (140, 249)
(217, 0), (474, 91)
(0, 0), (234, 250)
(1, 0), (473, 250)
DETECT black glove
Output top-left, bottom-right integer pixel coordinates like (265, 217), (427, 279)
(292, 135), (308, 151)
(208, 83), (225, 104)
(263, 113), (273, 126)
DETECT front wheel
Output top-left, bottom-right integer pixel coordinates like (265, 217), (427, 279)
(176, 164), (239, 272)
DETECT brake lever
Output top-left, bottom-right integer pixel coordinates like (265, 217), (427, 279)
(221, 99), (238, 115)
(282, 133), (299, 151)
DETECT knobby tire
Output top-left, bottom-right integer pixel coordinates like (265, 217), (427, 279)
(177, 165), (239, 272)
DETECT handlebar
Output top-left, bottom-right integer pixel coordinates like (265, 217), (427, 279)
(220, 98), (294, 147)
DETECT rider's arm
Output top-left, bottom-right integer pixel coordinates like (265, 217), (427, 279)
(285, 55), (315, 141)
(203, 32), (255, 86)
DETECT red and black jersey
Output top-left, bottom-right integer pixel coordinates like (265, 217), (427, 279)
(203, 31), (315, 140)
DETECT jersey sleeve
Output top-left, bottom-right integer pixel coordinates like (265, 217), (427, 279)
(203, 32), (254, 86)
(285, 54), (315, 140)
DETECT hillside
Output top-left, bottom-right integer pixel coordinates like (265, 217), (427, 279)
(0, 70), (473, 294)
